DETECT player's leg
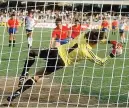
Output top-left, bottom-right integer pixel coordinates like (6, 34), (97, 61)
(120, 30), (124, 43)
(12, 28), (16, 47)
(26, 30), (33, 48)
(102, 28), (108, 39)
(13, 38), (16, 47)
(8, 28), (13, 47)
(112, 26), (114, 35)
(9, 34), (13, 47)
(114, 27), (117, 35)
(13, 36), (16, 47)
(122, 32), (126, 44)
(113, 27), (116, 35)
(120, 33), (123, 43)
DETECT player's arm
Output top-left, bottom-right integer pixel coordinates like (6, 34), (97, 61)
(68, 27), (72, 38)
(67, 27), (73, 40)
(50, 29), (56, 48)
(68, 30), (72, 39)
(50, 37), (56, 48)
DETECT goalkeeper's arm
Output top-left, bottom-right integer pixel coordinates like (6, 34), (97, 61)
(107, 40), (117, 45)
(100, 39), (117, 45)
(87, 49), (111, 66)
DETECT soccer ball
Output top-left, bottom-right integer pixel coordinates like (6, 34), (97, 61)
(110, 43), (123, 57)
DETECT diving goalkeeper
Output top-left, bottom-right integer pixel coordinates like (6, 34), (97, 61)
(7, 30), (122, 102)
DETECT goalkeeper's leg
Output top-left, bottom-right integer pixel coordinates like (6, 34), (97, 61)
(7, 49), (65, 102)
(7, 77), (36, 102)
(18, 49), (41, 87)
(7, 64), (63, 102)
(7, 68), (52, 102)
(18, 48), (53, 86)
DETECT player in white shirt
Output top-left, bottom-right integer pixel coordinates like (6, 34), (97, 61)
(25, 11), (36, 48)
(119, 20), (127, 44)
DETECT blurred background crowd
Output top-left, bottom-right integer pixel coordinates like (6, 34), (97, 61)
(0, 1), (129, 25)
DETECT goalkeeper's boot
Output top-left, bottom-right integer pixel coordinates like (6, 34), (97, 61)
(7, 91), (20, 102)
(18, 72), (29, 87)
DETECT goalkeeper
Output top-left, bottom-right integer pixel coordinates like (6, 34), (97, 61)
(7, 30), (122, 102)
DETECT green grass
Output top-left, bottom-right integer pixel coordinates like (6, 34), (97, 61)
(0, 26), (129, 106)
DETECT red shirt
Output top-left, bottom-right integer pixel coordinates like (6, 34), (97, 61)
(70, 25), (81, 39)
(8, 18), (19, 28)
(101, 20), (109, 28)
(112, 20), (118, 27)
(52, 26), (69, 40)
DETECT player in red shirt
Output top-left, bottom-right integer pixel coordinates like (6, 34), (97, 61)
(50, 18), (70, 48)
(112, 18), (118, 35)
(101, 17), (109, 33)
(7, 13), (19, 47)
(69, 19), (82, 39)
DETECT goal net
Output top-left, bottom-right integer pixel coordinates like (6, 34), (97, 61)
(0, 0), (129, 107)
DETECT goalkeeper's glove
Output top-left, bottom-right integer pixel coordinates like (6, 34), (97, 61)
(108, 40), (122, 48)
(108, 40), (123, 58)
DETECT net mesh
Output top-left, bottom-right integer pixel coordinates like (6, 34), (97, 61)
(0, 0), (129, 107)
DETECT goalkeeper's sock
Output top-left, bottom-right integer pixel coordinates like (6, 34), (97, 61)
(7, 77), (36, 102)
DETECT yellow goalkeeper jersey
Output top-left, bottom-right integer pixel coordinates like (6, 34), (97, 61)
(58, 33), (109, 66)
